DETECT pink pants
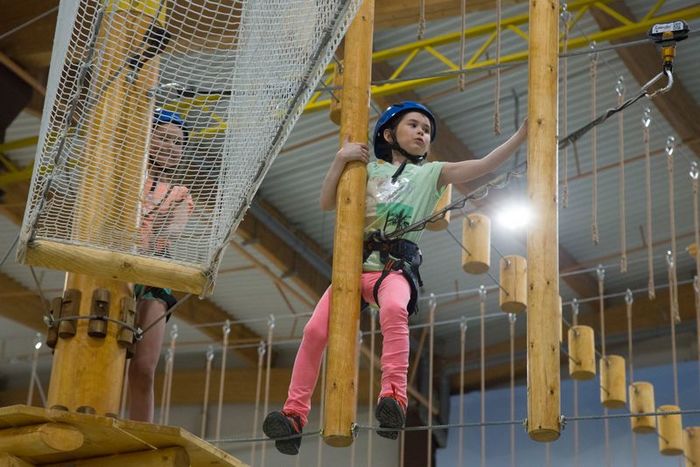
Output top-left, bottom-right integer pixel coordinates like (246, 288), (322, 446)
(283, 271), (410, 427)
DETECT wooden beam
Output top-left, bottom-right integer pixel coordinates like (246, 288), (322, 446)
(0, 423), (83, 457)
(590, 1), (700, 159)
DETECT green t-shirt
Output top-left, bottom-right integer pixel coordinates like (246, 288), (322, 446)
(363, 160), (446, 272)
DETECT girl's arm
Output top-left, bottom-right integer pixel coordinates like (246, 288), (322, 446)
(320, 137), (369, 211)
(437, 120), (527, 188)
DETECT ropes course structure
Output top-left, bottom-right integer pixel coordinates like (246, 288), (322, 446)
(1, 1), (700, 467)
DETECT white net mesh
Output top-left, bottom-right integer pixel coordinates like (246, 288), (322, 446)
(18, 0), (358, 294)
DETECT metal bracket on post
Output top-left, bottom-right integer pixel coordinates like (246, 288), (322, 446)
(57, 289), (81, 339)
(88, 288), (110, 338)
(46, 297), (62, 349)
(118, 296), (137, 358)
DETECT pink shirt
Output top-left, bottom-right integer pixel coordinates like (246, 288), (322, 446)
(139, 176), (194, 256)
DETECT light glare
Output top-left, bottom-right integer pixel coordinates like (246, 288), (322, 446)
(497, 203), (532, 230)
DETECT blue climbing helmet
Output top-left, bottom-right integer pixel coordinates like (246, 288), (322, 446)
(373, 101), (437, 163)
(153, 108), (188, 140)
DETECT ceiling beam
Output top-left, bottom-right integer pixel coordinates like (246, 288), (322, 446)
(590, 1), (700, 159)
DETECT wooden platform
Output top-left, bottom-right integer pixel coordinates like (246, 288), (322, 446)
(0, 405), (247, 466)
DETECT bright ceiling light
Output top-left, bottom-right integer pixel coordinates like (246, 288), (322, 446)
(497, 203), (532, 230)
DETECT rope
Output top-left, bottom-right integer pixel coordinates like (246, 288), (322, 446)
(493, 0), (502, 135)
(692, 162), (700, 392)
(625, 290), (637, 467)
(316, 352), (327, 467)
(162, 325), (178, 425)
(120, 360), (130, 419)
(561, 4), (571, 209)
(417, 0), (426, 40)
(458, 0), (467, 92)
(667, 252), (680, 408)
(201, 346), (214, 439)
(597, 266), (606, 357)
(590, 44), (600, 245)
(617, 77), (628, 272)
(643, 108), (656, 299)
(596, 266), (611, 467)
(367, 309), (377, 467)
(159, 346), (173, 425)
(26, 336), (41, 406)
(509, 313), (516, 467)
(354, 331), (363, 467)
(250, 342), (265, 465)
(458, 317), (467, 467)
(572, 300), (580, 467)
(215, 321), (231, 442)
(0, 233), (19, 267)
(479, 287), (486, 467)
(667, 137), (680, 325)
(212, 409), (700, 445)
(260, 315), (275, 467)
(428, 297), (436, 467)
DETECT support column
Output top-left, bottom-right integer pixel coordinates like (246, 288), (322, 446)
(46, 0), (165, 417)
(323, 0), (374, 447)
(526, 0), (560, 442)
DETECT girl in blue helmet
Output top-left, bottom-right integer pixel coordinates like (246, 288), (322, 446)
(263, 101), (527, 454)
(129, 108), (194, 422)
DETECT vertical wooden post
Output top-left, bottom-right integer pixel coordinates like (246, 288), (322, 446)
(323, 0), (374, 447)
(47, 0), (165, 417)
(526, 0), (560, 442)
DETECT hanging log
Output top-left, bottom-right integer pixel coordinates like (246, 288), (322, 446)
(568, 325), (595, 380)
(600, 355), (626, 409)
(629, 381), (656, 434)
(685, 427), (700, 467)
(658, 405), (684, 456)
(499, 255), (527, 313)
(462, 214), (490, 274)
(426, 184), (452, 231)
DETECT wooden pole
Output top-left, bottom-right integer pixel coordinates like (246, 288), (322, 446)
(46, 1), (166, 416)
(526, 0), (560, 442)
(323, 0), (374, 447)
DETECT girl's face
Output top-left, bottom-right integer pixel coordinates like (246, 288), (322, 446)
(150, 122), (185, 169)
(383, 111), (432, 157)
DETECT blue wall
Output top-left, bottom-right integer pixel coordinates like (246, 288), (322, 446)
(437, 360), (700, 466)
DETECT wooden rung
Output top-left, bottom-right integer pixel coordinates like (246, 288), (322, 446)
(21, 240), (207, 295)
(45, 447), (189, 467)
(461, 214), (490, 274)
(629, 381), (656, 434)
(0, 423), (83, 457)
(0, 453), (35, 467)
(599, 355), (626, 409)
(568, 325), (595, 380)
(685, 427), (700, 467)
(658, 405), (684, 456)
